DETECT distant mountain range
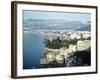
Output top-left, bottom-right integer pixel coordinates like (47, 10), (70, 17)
(77, 25), (91, 31)
(23, 19), (91, 31)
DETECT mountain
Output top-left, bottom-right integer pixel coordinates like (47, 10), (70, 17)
(23, 19), (90, 31)
(76, 24), (91, 31)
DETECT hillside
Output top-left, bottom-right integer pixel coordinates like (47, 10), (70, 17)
(23, 19), (90, 31)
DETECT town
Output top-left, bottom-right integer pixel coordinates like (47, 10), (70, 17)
(39, 31), (91, 68)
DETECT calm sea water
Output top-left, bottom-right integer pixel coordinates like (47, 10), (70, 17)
(23, 32), (44, 69)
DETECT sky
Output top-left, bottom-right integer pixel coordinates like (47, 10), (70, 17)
(23, 10), (91, 23)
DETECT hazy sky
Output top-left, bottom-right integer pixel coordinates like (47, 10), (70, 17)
(23, 10), (91, 23)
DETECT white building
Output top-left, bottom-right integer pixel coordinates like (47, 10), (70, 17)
(69, 44), (77, 53)
(77, 40), (90, 51)
(56, 54), (64, 63)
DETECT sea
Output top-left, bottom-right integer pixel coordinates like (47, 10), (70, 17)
(23, 31), (44, 69)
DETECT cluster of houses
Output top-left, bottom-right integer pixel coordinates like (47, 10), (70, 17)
(38, 31), (91, 41)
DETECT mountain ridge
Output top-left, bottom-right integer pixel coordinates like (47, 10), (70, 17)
(23, 19), (91, 31)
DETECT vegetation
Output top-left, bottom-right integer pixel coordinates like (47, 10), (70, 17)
(87, 37), (91, 40)
(45, 37), (62, 49)
(44, 37), (78, 49)
(73, 50), (91, 66)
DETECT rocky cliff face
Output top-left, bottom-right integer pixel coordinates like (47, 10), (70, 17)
(40, 40), (90, 65)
